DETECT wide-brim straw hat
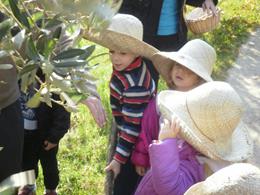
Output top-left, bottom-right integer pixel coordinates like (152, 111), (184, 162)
(184, 163), (260, 195)
(151, 39), (215, 87)
(157, 81), (253, 162)
(83, 13), (159, 60)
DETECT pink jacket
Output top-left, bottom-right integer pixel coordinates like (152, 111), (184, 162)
(131, 97), (160, 167)
(134, 139), (204, 195)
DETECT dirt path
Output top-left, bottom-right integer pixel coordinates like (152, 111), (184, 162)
(226, 28), (260, 167)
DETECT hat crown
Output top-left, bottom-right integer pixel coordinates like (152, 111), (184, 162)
(178, 39), (216, 77)
(157, 81), (252, 161)
(108, 13), (143, 41)
(187, 82), (243, 144)
(184, 163), (260, 195)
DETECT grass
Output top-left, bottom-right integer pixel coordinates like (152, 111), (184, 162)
(35, 0), (259, 194)
(190, 0), (259, 79)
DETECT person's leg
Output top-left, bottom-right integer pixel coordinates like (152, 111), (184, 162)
(40, 144), (59, 192)
(0, 100), (24, 182)
(22, 130), (40, 172)
(113, 159), (141, 195)
(18, 130), (41, 195)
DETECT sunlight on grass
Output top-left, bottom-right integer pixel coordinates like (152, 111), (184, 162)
(189, 0), (259, 79)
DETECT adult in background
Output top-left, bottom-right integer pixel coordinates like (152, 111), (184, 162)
(0, 12), (23, 184)
(119, 0), (218, 86)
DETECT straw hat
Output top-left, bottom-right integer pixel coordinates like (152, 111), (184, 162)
(83, 13), (159, 59)
(184, 163), (260, 195)
(157, 81), (253, 162)
(151, 39), (216, 87)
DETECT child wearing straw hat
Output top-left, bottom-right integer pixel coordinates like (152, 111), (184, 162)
(131, 39), (216, 176)
(84, 14), (159, 195)
(184, 163), (260, 195)
(134, 81), (253, 195)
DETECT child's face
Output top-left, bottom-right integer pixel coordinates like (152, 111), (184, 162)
(109, 50), (137, 71)
(171, 63), (202, 91)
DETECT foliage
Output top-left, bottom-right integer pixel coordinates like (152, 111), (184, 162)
(1, 0), (259, 194)
(41, 0), (259, 194)
(189, 0), (260, 79)
(0, 0), (121, 112)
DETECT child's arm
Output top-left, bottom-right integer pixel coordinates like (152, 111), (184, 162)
(47, 94), (71, 144)
(148, 119), (203, 195)
(131, 97), (159, 169)
(113, 87), (153, 165)
(132, 135), (149, 176)
(131, 135), (150, 168)
(148, 139), (203, 195)
(81, 95), (106, 128)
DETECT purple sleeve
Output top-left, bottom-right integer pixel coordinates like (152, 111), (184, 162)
(131, 98), (160, 167)
(131, 132), (150, 167)
(149, 139), (204, 195)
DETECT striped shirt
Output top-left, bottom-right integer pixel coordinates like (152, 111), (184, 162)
(110, 57), (156, 164)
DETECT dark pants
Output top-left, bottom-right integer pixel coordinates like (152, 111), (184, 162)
(143, 34), (185, 87)
(22, 131), (59, 190)
(113, 159), (142, 195)
(0, 100), (24, 182)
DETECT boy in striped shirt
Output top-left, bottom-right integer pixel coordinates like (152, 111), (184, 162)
(84, 14), (158, 194)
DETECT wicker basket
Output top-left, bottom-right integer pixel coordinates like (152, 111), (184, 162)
(185, 7), (221, 34)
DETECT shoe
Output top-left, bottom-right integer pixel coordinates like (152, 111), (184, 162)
(18, 185), (36, 195)
(44, 190), (57, 195)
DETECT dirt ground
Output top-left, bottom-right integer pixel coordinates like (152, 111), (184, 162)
(226, 28), (260, 167)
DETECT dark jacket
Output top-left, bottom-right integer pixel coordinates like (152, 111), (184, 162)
(36, 94), (70, 144)
(36, 71), (70, 144)
(119, 0), (218, 45)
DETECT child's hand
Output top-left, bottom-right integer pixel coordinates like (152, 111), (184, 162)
(135, 165), (147, 176)
(43, 140), (57, 151)
(105, 159), (121, 179)
(81, 96), (107, 128)
(159, 117), (181, 141)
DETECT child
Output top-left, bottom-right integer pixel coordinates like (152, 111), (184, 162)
(131, 39), (215, 176)
(135, 81), (253, 195)
(184, 163), (260, 195)
(84, 14), (158, 195)
(18, 71), (70, 195)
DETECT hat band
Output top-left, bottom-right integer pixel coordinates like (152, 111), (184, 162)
(185, 98), (214, 142)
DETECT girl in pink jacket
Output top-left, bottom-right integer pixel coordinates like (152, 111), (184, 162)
(131, 39), (215, 175)
(134, 81), (252, 195)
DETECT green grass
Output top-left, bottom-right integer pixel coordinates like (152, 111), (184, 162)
(189, 0), (259, 79)
(35, 0), (259, 194)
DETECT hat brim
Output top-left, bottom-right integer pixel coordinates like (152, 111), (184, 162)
(184, 182), (205, 195)
(157, 90), (253, 162)
(184, 163), (260, 195)
(83, 29), (159, 60)
(152, 52), (213, 85)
